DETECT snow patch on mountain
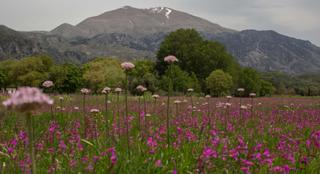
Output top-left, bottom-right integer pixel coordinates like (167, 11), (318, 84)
(148, 7), (172, 19)
(165, 8), (172, 19)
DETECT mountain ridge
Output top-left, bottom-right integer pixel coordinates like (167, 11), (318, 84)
(1, 6), (320, 74)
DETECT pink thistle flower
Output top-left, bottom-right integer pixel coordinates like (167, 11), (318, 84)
(2, 87), (53, 112)
(164, 55), (178, 63)
(121, 62), (135, 70)
(152, 94), (159, 99)
(90, 108), (100, 113)
(80, 88), (90, 94)
(114, 87), (122, 93)
(237, 88), (245, 92)
(102, 87), (111, 94)
(249, 93), (256, 97)
(42, 80), (54, 88)
(136, 85), (147, 92)
(187, 88), (194, 92)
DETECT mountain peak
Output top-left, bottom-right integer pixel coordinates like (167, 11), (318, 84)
(52, 6), (233, 38)
(145, 7), (173, 19)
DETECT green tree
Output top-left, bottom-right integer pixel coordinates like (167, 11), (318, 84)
(49, 64), (83, 93)
(83, 58), (124, 93)
(12, 55), (53, 86)
(206, 69), (233, 96)
(238, 68), (262, 96)
(129, 60), (158, 94)
(259, 80), (275, 96)
(160, 65), (200, 93)
(0, 59), (19, 88)
(156, 29), (240, 90)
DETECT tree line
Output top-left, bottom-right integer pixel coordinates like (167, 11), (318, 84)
(1, 29), (315, 96)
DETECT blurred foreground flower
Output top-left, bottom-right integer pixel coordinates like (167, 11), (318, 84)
(3, 87), (53, 112)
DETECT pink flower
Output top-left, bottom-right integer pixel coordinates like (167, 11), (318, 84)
(42, 80), (54, 88)
(102, 87), (111, 94)
(237, 88), (245, 92)
(2, 87), (53, 112)
(187, 88), (194, 92)
(90, 109), (100, 113)
(121, 62), (135, 70)
(136, 85), (147, 92)
(152, 94), (160, 99)
(155, 160), (162, 167)
(80, 88), (90, 94)
(172, 169), (177, 174)
(114, 87), (122, 93)
(202, 147), (217, 159)
(164, 55), (178, 63)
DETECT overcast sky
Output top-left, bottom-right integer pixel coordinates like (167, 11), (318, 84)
(1, 0), (319, 45)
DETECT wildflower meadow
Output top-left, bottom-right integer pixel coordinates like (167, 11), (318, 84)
(1, 59), (320, 174)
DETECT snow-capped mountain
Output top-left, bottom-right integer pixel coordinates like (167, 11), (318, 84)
(51, 6), (234, 39)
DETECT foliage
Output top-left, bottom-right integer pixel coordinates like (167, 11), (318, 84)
(238, 67), (262, 96)
(0, 59), (19, 89)
(82, 58), (125, 93)
(160, 65), (200, 93)
(49, 64), (83, 93)
(156, 29), (240, 87)
(11, 55), (53, 87)
(128, 60), (158, 95)
(206, 69), (233, 96)
(259, 80), (275, 96)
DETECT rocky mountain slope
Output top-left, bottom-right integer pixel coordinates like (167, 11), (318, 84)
(1, 6), (320, 74)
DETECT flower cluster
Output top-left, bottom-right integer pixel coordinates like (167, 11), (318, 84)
(136, 85), (147, 92)
(164, 55), (178, 63)
(102, 87), (111, 94)
(42, 80), (54, 88)
(2, 87), (53, 112)
(121, 62), (135, 71)
(80, 88), (91, 95)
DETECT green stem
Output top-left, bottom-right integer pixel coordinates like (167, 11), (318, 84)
(166, 64), (173, 146)
(124, 72), (130, 157)
(105, 94), (109, 139)
(143, 93), (147, 136)
(138, 96), (141, 131)
(26, 112), (36, 174)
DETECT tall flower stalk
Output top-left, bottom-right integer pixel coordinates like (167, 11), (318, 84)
(164, 55), (178, 146)
(102, 87), (111, 139)
(188, 88), (194, 116)
(121, 62), (135, 156)
(249, 93), (256, 118)
(114, 87), (122, 140)
(81, 88), (90, 136)
(137, 85), (147, 135)
(152, 94), (159, 114)
(2, 87), (53, 174)
(237, 88), (245, 119)
(42, 80), (54, 120)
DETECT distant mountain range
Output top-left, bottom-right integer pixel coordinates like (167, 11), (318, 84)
(1, 6), (320, 74)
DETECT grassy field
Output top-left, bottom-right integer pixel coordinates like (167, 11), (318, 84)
(1, 94), (320, 173)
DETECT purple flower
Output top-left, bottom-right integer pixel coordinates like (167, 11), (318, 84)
(58, 140), (67, 152)
(202, 147), (217, 159)
(155, 160), (162, 167)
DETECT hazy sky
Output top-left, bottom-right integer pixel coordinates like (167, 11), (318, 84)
(1, 0), (319, 45)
